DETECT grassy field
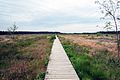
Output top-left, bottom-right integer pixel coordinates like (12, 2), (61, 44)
(0, 34), (55, 80)
(61, 34), (117, 55)
(59, 34), (120, 80)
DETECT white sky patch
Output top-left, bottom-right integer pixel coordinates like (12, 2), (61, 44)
(49, 23), (105, 33)
(0, 0), (110, 32)
(17, 23), (105, 33)
(55, 24), (104, 33)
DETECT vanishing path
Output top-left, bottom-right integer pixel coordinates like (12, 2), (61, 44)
(44, 36), (79, 80)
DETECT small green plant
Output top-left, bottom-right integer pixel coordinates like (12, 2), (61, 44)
(96, 42), (102, 45)
(44, 55), (49, 67)
(96, 33), (102, 37)
(49, 35), (56, 42)
(17, 38), (34, 47)
(35, 72), (46, 80)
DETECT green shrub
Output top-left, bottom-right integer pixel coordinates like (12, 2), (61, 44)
(48, 35), (56, 42)
(44, 56), (49, 67)
(35, 72), (45, 80)
(0, 43), (18, 60)
(96, 33), (102, 37)
(0, 61), (9, 69)
(17, 38), (35, 47)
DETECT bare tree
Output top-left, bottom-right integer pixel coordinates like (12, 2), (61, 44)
(95, 0), (120, 58)
(8, 22), (18, 40)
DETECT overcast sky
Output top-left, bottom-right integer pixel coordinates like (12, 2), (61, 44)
(0, 0), (107, 33)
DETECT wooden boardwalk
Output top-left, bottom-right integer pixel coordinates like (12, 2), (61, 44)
(44, 36), (79, 80)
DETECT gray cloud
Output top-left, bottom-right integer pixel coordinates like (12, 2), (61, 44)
(0, 0), (105, 32)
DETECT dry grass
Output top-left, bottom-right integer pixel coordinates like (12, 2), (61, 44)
(61, 34), (117, 55)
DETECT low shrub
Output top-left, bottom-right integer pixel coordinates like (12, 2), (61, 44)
(35, 72), (46, 80)
(48, 35), (56, 42)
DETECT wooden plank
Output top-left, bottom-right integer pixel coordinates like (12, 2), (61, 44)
(44, 36), (79, 80)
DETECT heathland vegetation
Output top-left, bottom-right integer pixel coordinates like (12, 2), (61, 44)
(0, 33), (119, 80)
(0, 34), (55, 80)
(60, 35), (120, 80)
